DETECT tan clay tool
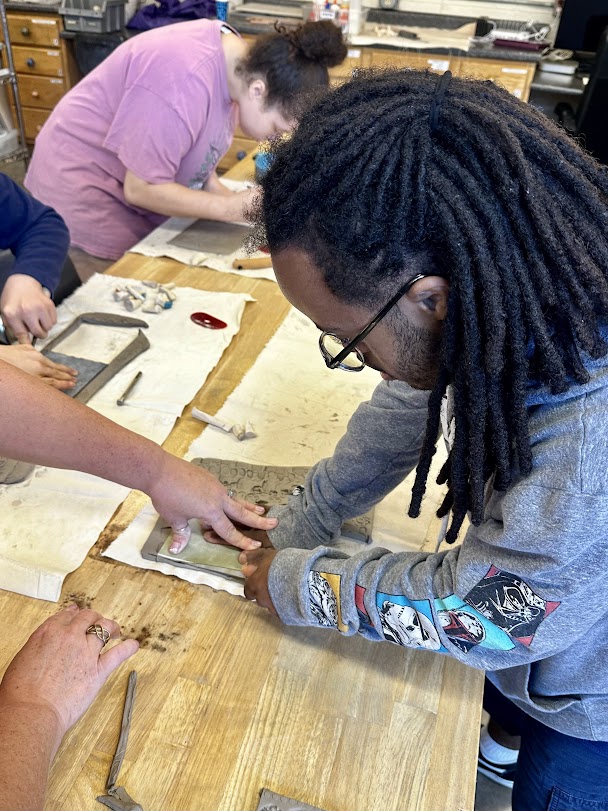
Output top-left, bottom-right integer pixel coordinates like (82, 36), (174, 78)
(96, 670), (142, 811)
(232, 256), (272, 270)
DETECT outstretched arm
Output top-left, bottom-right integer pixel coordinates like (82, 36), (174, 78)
(267, 380), (431, 550)
(0, 360), (276, 549)
(123, 170), (255, 223)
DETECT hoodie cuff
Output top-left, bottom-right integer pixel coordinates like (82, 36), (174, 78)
(267, 492), (335, 550)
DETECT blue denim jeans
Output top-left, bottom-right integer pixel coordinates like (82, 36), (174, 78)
(484, 679), (608, 811)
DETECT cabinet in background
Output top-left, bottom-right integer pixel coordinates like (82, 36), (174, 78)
(0, 11), (79, 143)
(452, 56), (535, 100)
(366, 49), (535, 102)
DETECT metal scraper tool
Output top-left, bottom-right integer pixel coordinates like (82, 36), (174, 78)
(42, 312), (150, 404)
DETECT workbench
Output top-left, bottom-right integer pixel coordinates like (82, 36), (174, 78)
(0, 156), (484, 811)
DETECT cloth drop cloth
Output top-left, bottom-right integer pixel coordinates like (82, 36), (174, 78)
(127, 179), (276, 282)
(0, 273), (252, 601)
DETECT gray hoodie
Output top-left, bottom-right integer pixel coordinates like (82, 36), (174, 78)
(267, 351), (608, 742)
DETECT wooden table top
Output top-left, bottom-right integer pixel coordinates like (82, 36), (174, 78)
(0, 156), (483, 811)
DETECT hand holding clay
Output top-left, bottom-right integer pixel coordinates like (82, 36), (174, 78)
(0, 605), (138, 748)
(0, 274), (57, 342)
(0, 344), (77, 390)
(147, 454), (278, 553)
(240, 547), (279, 614)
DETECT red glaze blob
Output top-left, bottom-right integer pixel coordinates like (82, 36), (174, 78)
(190, 312), (227, 329)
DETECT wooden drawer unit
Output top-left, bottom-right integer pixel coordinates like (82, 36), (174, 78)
(18, 74), (65, 108)
(1, 10), (79, 144)
(365, 49), (533, 101)
(12, 45), (65, 78)
(7, 13), (62, 47)
(10, 103), (52, 141)
(368, 49), (452, 73)
(454, 57), (535, 101)
(21, 106), (52, 140)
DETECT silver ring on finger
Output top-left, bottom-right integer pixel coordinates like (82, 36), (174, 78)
(85, 623), (111, 647)
(173, 524), (190, 533)
(227, 488), (236, 499)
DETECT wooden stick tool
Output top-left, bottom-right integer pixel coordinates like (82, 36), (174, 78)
(232, 256), (272, 270)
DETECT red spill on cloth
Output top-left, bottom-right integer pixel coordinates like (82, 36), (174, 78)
(191, 312), (227, 330)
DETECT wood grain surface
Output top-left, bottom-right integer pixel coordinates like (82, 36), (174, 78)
(0, 156), (483, 811)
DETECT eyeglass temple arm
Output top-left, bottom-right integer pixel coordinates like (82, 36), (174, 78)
(330, 273), (427, 368)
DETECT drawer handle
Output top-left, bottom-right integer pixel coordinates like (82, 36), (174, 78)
(31, 90), (40, 98)
(20, 26), (30, 36)
(26, 58), (36, 68)
(236, 150), (247, 161)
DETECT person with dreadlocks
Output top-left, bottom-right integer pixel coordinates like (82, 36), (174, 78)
(228, 68), (608, 808)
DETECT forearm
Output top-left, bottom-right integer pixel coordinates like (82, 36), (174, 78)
(0, 698), (62, 811)
(124, 178), (247, 222)
(0, 360), (164, 495)
(269, 380), (430, 550)
(204, 172), (236, 197)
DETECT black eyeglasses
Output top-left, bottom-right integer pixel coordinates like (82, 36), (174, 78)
(318, 273), (427, 372)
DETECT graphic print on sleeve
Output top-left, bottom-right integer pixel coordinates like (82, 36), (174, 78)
(355, 585), (382, 640)
(464, 565), (560, 647)
(307, 571), (348, 632)
(434, 594), (515, 654)
(376, 593), (446, 652)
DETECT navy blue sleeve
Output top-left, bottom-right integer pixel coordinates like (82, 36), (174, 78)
(0, 172), (70, 294)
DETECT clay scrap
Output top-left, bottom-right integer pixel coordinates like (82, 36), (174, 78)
(96, 670), (142, 811)
(256, 788), (326, 811)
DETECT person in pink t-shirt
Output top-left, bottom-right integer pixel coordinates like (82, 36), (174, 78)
(25, 20), (346, 262)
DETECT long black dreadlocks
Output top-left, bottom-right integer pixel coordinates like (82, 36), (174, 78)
(251, 68), (608, 543)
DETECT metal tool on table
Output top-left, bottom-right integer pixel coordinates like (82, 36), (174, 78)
(117, 371), (143, 406)
(42, 312), (150, 403)
(96, 670), (142, 811)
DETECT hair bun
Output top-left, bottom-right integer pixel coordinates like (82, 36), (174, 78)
(289, 20), (347, 68)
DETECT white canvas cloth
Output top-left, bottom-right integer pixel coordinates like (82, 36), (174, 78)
(127, 179), (276, 282)
(105, 308), (446, 595)
(0, 274), (252, 602)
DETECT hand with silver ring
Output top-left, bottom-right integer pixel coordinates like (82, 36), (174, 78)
(85, 623), (111, 647)
(0, 604), (139, 744)
(227, 488), (236, 499)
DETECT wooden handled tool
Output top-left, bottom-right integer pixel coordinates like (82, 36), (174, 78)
(232, 256), (272, 270)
